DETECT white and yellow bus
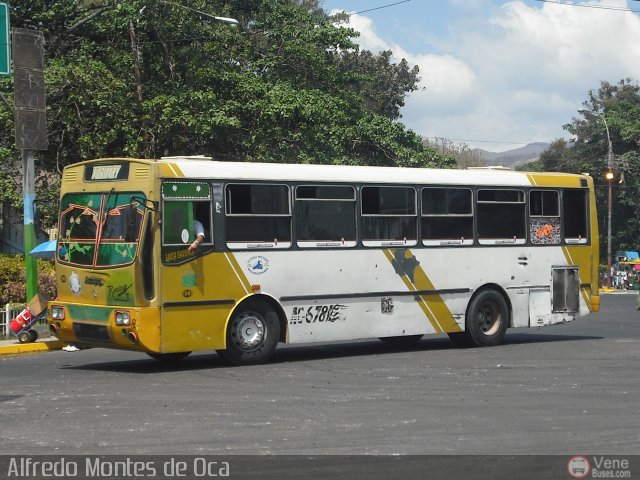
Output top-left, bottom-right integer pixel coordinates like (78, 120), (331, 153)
(48, 157), (600, 364)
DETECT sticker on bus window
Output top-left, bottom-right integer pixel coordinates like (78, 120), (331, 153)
(530, 217), (561, 245)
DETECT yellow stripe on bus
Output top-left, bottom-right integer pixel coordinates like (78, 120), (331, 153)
(527, 173), (584, 188)
(383, 248), (462, 334)
(562, 245), (593, 310)
(159, 162), (185, 178)
(225, 253), (252, 294)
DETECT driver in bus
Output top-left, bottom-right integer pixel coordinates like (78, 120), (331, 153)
(187, 219), (206, 253)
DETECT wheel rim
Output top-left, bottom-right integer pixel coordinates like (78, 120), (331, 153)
(233, 312), (266, 350)
(475, 300), (502, 336)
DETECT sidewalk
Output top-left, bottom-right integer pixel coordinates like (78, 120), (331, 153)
(0, 327), (65, 356)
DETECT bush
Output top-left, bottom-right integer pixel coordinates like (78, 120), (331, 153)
(0, 255), (57, 304)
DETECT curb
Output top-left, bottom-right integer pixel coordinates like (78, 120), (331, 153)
(0, 339), (66, 356)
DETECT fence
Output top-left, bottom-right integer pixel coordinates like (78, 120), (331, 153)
(0, 303), (27, 338)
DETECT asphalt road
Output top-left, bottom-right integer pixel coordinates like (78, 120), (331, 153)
(0, 293), (638, 458)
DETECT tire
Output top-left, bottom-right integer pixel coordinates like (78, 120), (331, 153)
(217, 299), (280, 366)
(448, 289), (508, 347)
(379, 335), (423, 346)
(146, 352), (191, 362)
(17, 331), (32, 344)
(28, 330), (39, 342)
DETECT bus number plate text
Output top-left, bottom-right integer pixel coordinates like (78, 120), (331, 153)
(290, 305), (347, 325)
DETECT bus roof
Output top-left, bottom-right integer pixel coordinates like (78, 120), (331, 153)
(79, 157), (590, 188)
(157, 157), (588, 188)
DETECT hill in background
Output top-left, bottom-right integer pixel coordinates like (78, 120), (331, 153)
(474, 142), (550, 168)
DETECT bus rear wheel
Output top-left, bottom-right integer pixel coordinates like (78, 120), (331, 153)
(218, 299), (280, 366)
(448, 289), (508, 347)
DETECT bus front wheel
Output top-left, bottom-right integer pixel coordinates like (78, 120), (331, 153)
(448, 289), (508, 347)
(218, 299), (280, 366)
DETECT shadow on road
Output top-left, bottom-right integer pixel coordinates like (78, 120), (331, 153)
(59, 330), (602, 374)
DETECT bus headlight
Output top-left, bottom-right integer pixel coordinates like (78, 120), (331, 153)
(115, 310), (131, 326)
(51, 305), (65, 320)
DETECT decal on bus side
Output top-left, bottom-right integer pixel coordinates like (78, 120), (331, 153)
(383, 248), (463, 334)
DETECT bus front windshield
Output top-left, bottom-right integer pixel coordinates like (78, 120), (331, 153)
(58, 191), (146, 267)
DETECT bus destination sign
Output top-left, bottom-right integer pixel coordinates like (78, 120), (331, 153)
(85, 163), (130, 182)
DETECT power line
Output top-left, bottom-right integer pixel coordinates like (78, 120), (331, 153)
(353, 0), (412, 16)
(425, 136), (533, 146)
(534, 0), (640, 13)
(330, 0), (412, 17)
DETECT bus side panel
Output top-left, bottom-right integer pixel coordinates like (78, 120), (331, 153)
(159, 252), (251, 353)
(234, 249), (464, 344)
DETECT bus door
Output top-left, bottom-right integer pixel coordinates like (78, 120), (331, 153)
(159, 181), (223, 352)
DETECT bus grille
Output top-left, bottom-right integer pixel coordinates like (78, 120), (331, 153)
(552, 266), (580, 312)
(63, 170), (80, 183)
(131, 165), (151, 179)
(73, 323), (110, 342)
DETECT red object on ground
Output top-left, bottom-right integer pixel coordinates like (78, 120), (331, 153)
(9, 307), (34, 334)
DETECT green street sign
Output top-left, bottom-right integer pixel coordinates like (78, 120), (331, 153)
(0, 2), (9, 76)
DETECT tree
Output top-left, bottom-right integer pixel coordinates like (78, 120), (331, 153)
(0, 0), (453, 229)
(423, 137), (484, 168)
(542, 79), (640, 254)
(536, 138), (570, 172)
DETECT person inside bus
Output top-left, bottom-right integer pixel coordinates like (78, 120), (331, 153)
(188, 219), (205, 253)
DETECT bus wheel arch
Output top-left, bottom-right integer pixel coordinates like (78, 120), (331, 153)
(448, 284), (511, 348)
(217, 295), (283, 365)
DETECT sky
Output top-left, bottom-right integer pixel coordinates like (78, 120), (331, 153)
(321, 0), (640, 152)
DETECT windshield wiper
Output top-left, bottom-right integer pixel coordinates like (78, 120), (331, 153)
(95, 188), (115, 249)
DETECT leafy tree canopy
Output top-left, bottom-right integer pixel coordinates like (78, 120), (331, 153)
(1, 0), (454, 228)
(534, 79), (640, 254)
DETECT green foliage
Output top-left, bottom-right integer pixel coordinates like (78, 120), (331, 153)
(0, 255), (56, 304)
(0, 0), (451, 229)
(540, 79), (640, 255)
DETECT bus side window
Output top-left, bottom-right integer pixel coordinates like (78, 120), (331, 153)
(162, 200), (212, 246)
(422, 187), (473, 246)
(295, 185), (356, 248)
(361, 186), (417, 247)
(529, 190), (560, 245)
(563, 189), (588, 244)
(225, 183), (291, 249)
(193, 201), (213, 245)
(477, 189), (526, 245)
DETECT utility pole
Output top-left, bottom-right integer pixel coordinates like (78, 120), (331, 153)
(13, 28), (48, 301)
(603, 118), (614, 290)
(579, 108), (614, 290)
